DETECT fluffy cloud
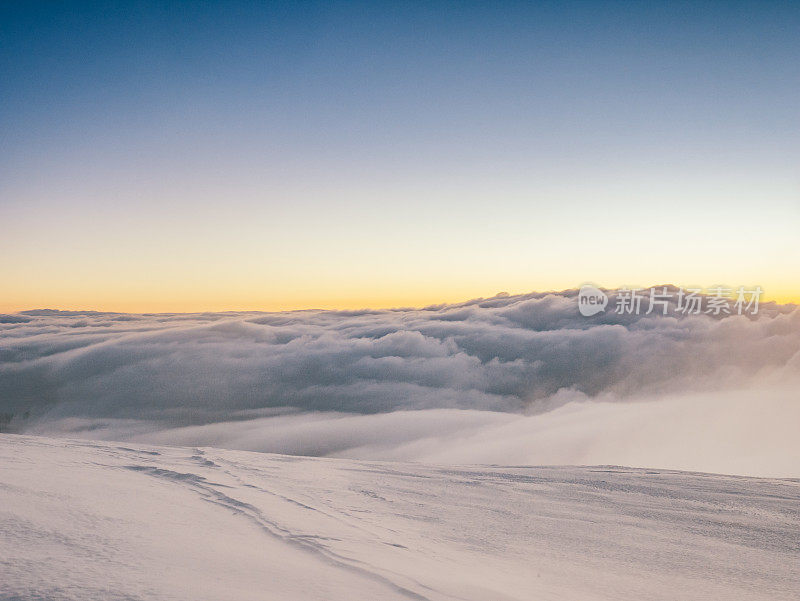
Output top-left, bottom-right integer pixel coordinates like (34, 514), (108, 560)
(1, 290), (799, 475)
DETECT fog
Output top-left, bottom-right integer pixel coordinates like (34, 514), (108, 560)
(2, 289), (798, 476)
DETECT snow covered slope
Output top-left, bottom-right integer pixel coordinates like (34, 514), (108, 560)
(1, 434), (798, 601)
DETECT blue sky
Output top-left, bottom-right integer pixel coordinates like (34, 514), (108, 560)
(1, 1), (798, 311)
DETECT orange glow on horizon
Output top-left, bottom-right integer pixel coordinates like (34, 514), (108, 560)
(2, 285), (797, 315)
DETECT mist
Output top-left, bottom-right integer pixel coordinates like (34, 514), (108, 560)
(2, 289), (798, 476)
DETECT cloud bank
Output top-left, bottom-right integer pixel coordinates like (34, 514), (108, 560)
(1, 289), (798, 476)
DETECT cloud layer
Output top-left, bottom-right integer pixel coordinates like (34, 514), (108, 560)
(1, 290), (798, 475)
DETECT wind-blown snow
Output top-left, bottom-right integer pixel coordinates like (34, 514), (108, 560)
(1, 434), (798, 601)
(1, 289), (799, 476)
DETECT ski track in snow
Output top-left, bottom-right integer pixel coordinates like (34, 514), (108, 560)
(1, 434), (798, 601)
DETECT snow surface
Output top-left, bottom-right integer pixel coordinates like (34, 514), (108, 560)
(1, 434), (798, 601)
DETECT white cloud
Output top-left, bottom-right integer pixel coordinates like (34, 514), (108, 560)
(2, 290), (799, 475)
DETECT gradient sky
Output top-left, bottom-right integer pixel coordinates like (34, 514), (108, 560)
(1, 1), (798, 312)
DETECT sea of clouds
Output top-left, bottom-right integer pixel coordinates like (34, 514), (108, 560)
(1, 289), (798, 476)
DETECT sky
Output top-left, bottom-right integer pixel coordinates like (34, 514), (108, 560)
(1, 1), (798, 312)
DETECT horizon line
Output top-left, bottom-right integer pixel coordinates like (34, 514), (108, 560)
(5, 285), (797, 316)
